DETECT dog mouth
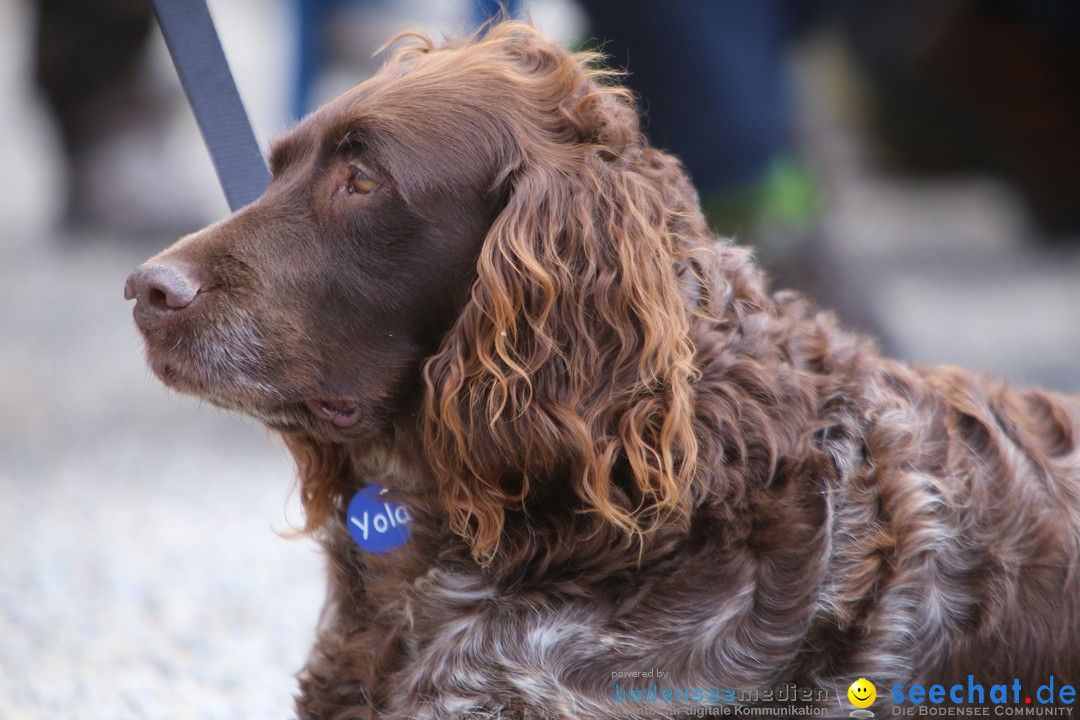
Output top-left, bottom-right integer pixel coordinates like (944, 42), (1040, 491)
(155, 358), (363, 430)
(305, 399), (362, 427)
(192, 386), (363, 432)
(205, 395), (363, 433)
(247, 399), (363, 434)
(145, 337), (365, 431)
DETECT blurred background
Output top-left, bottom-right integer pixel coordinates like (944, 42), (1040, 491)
(1, 0), (1078, 717)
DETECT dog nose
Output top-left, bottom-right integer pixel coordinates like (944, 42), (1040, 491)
(125, 261), (202, 335)
(125, 262), (201, 310)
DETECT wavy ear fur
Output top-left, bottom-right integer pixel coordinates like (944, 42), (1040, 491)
(281, 431), (352, 536)
(422, 25), (706, 563)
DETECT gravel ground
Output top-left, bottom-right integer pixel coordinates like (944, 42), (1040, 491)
(0, 236), (325, 720)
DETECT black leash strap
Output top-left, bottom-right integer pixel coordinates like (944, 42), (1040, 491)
(151, 0), (270, 212)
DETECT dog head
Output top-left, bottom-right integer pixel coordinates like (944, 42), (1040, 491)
(127, 23), (709, 560)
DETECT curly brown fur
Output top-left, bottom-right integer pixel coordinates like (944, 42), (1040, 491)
(125, 21), (1080, 719)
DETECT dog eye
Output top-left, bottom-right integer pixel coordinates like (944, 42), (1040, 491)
(348, 167), (379, 195)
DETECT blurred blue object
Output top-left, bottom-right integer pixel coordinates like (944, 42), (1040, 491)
(292, 0), (333, 122)
(580, 0), (819, 199)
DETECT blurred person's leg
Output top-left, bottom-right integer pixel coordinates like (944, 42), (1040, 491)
(292, 0), (524, 122)
(579, 0), (895, 345)
(34, 0), (154, 228)
(292, 0), (337, 121)
(582, 0), (796, 223)
(473, 0), (522, 27)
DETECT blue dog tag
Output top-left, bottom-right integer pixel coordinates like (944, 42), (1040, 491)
(346, 485), (413, 554)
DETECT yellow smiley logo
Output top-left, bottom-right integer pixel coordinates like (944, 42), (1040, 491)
(848, 678), (876, 708)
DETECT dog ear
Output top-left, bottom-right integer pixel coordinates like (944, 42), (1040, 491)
(423, 138), (704, 563)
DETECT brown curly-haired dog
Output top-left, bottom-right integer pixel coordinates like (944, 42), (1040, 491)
(126, 21), (1080, 719)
